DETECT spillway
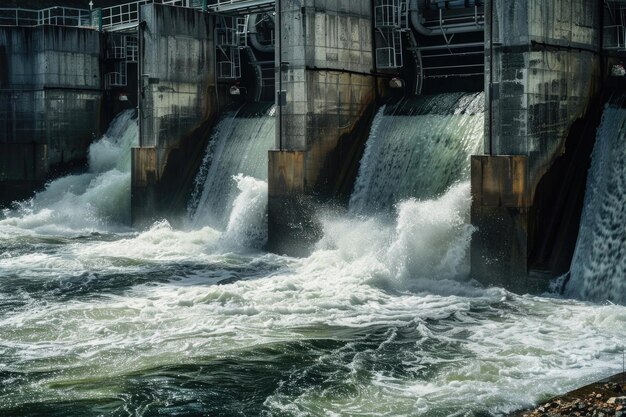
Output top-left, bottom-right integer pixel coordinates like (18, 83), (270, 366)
(349, 92), (484, 214)
(189, 104), (275, 231)
(567, 99), (626, 304)
(0, 109), (138, 234)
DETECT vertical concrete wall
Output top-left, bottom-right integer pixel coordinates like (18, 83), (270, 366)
(0, 25), (102, 205)
(268, 0), (376, 254)
(132, 4), (216, 226)
(472, 0), (601, 290)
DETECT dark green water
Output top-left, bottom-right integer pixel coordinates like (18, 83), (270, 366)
(1, 199), (625, 417)
(0, 105), (624, 417)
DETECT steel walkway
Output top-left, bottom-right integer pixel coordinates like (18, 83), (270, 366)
(0, 0), (275, 31)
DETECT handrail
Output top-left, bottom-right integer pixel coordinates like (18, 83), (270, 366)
(100, 0), (184, 29)
(0, 7), (92, 28)
(0, 0), (275, 30)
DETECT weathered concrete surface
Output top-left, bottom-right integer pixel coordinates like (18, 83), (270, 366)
(0, 25), (102, 205)
(131, 4), (218, 227)
(471, 155), (534, 292)
(472, 0), (603, 289)
(268, 150), (320, 256)
(268, 0), (377, 255)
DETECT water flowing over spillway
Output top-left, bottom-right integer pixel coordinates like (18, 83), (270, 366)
(349, 92), (484, 214)
(567, 101), (626, 304)
(189, 104), (275, 231)
(0, 109), (138, 234)
(1, 99), (626, 416)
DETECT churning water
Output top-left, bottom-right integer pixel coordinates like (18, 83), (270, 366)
(1, 101), (625, 417)
(189, 105), (275, 231)
(0, 109), (138, 235)
(349, 92), (484, 214)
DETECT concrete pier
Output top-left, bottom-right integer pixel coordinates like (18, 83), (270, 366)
(0, 25), (102, 205)
(131, 4), (218, 227)
(267, 0), (377, 255)
(471, 0), (602, 291)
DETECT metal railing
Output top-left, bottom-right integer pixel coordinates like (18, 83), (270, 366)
(100, 0), (184, 29)
(375, 0), (401, 29)
(206, 0), (275, 14)
(105, 71), (127, 89)
(107, 35), (139, 61)
(376, 29), (403, 69)
(0, 0), (275, 31)
(0, 7), (92, 28)
(217, 46), (241, 79)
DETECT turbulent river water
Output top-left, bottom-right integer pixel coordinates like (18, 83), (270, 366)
(1, 104), (625, 417)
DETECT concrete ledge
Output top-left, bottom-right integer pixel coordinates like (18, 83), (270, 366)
(131, 147), (158, 188)
(471, 155), (534, 290)
(471, 155), (528, 208)
(268, 150), (306, 196)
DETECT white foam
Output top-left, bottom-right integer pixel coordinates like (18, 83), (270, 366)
(221, 175), (268, 250)
(0, 110), (138, 236)
(190, 110), (275, 229)
(0, 182), (625, 415)
(76, 220), (221, 262)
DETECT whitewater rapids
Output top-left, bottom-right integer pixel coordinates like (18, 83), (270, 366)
(1, 179), (625, 416)
(0, 103), (625, 416)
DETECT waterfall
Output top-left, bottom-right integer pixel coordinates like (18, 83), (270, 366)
(567, 101), (626, 304)
(349, 92), (484, 214)
(0, 109), (138, 233)
(189, 104), (276, 230)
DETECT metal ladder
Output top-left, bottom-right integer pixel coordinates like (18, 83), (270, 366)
(216, 16), (244, 79)
(374, 0), (408, 69)
(105, 34), (138, 89)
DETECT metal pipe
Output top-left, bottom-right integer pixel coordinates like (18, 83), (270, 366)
(410, 41), (484, 50)
(247, 14), (275, 54)
(409, 0), (483, 36)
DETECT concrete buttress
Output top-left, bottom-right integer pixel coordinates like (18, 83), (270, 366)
(472, 0), (602, 290)
(268, 0), (377, 255)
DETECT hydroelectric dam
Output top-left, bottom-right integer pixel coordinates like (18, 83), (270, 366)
(1, 0), (626, 416)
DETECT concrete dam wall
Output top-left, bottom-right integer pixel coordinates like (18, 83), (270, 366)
(1, 0), (623, 295)
(0, 24), (102, 205)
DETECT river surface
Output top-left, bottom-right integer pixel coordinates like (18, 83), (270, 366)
(1, 185), (625, 416)
(1, 106), (625, 417)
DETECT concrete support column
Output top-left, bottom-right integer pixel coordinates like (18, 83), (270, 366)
(268, 0), (376, 255)
(471, 0), (601, 289)
(131, 4), (216, 227)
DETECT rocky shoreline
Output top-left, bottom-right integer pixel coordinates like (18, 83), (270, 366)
(510, 373), (626, 417)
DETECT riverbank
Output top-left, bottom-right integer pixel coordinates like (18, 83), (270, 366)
(510, 373), (626, 417)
